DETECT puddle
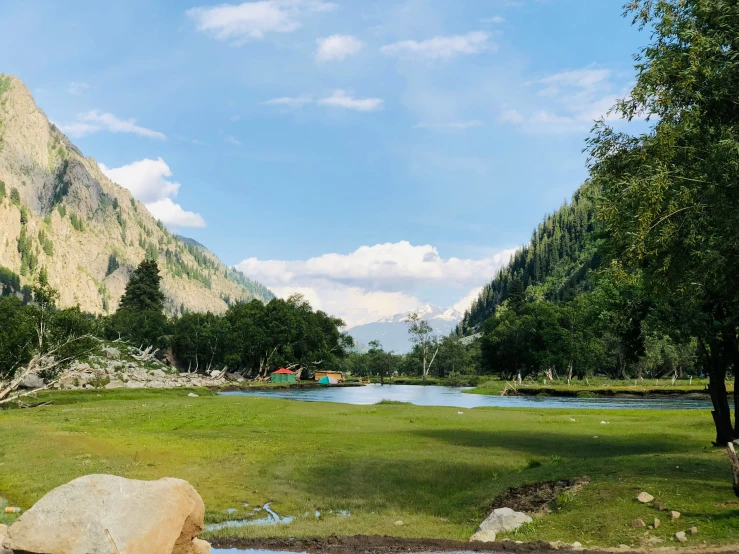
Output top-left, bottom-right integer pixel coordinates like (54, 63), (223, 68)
(206, 503), (294, 532)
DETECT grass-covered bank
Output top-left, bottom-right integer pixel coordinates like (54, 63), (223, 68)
(0, 390), (737, 547)
(466, 377), (733, 399)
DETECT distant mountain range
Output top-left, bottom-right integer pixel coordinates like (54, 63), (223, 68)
(347, 305), (463, 353)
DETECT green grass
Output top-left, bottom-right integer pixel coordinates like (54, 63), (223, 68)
(0, 389), (737, 548)
(467, 376), (727, 397)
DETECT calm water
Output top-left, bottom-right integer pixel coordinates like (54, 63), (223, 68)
(220, 384), (716, 410)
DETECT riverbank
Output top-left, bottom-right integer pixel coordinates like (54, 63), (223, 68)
(0, 389), (737, 548)
(466, 377), (733, 400)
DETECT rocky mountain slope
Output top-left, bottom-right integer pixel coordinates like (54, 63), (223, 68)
(0, 74), (272, 314)
(348, 305), (463, 353)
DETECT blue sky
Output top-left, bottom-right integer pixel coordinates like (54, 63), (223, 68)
(0, 0), (646, 326)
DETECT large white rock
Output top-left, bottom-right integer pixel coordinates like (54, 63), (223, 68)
(3, 474), (209, 554)
(476, 507), (533, 536)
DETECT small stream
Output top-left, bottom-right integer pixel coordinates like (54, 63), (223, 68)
(221, 384), (718, 410)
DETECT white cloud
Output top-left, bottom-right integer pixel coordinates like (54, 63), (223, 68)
(481, 16), (505, 24)
(318, 90), (383, 111)
(263, 95), (313, 108)
(58, 110), (166, 140)
(414, 120), (484, 131)
(187, 0), (337, 43)
(235, 241), (516, 326)
(99, 158), (205, 228)
(499, 109), (524, 123)
(502, 66), (627, 132)
(381, 31), (494, 62)
(453, 286), (484, 313)
(67, 82), (91, 95)
(225, 135), (242, 145)
(315, 34), (364, 62)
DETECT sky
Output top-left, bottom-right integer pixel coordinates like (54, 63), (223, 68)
(0, 0), (647, 327)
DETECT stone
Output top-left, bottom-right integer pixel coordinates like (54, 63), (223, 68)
(477, 507), (533, 535)
(689, 526), (698, 535)
(470, 530), (496, 542)
(572, 542), (583, 551)
(149, 369), (167, 378)
(637, 492), (654, 503)
(3, 474), (206, 554)
(632, 518), (646, 528)
(210, 369), (221, 377)
(671, 511), (681, 520)
(20, 374), (45, 389)
(192, 537), (211, 553)
(104, 380), (125, 390)
(655, 502), (667, 511)
(394, 520), (404, 526)
(654, 517), (661, 528)
(102, 347), (121, 360)
(188, 393), (199, 398)
(676, 531), (687, 543)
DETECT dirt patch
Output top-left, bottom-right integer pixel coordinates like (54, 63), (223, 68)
(489, 477), (591, 514)
(210, 535), (559, 553)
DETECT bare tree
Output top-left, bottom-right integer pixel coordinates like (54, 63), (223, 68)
(405, 312), (439, 381)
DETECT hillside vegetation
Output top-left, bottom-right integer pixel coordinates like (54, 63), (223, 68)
(0, 74), (272, 315)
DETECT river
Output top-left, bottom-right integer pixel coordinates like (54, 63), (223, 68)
(220, 383), (717, 410)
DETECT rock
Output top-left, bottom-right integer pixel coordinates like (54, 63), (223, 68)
(20, 374), (45, 389)
(149, 369), (167, 378)
(689, 526), (698, 535)
(104, 380), (125, 390)
(655, 502), (667, 511)
(647, 537), (663, 544)
(470, 530), (496, 542)
(125, 381), (145, 389)
(676, 531), (687, 543)
(637, 492), (654, 503)
(477, 507), (533, 535)
(192, 537), (211, 553)
(632, 518), (646, 528)
(73, 363), (91, 372)
(654, 517), (661, 528)
(188, 393), (199, 398)
(572, 542), (583, 551)
(3, 474), (206, 554)
(102, 347), (121, 360)
(394, 520), (404, 526)
(209, 369), (221, 378)
(671, 510), (681, 519)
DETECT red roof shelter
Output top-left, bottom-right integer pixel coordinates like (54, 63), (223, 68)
(271, 368), (296, 383)
(272, 368), (295, 374)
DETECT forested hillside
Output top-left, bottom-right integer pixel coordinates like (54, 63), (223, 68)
(456, 184), (599, 336)
(0, 74), (272, 314)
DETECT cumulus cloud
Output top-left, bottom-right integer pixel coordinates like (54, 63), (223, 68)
(187, 0), (336, 43)
(318, 90), (383, 111)
(315, 34), (364, 61)
(58, 110), (166, 140)
(235, 241), (516, 326)
(381, 31), (493, 62)
(99, 158), (205, 228)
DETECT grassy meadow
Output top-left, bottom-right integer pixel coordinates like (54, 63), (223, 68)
(0, 389), (737, 548)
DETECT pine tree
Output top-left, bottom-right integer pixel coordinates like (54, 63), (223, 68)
(118, 259), (165, 313)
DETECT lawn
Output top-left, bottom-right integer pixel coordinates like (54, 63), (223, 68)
(0, 389), (737, 549)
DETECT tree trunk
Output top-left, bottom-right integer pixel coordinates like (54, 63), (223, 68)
(701, 338), (735, 445)
(728, 442), (739, 497)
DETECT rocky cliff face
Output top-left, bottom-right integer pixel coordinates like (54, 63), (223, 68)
(0, 74), (272, 314)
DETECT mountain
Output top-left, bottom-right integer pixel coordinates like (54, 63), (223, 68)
(456, 184), (599, 335)
(348, 305), (463, 353)
(0, 74), (273, 314)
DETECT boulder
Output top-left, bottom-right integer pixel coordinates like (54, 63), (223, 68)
(102, 347), (121, 360)
(477, 507), (532, 535)
(20, 374), (45, 389)
(654, 517), (661, 528)
(671, 510), (681, 520)
(192, 537), (211, 553)
(470, 530), (496, 542)
(689, 526), (698, 535)
(637, 491), (654, 503)
(104, 380), (125, 390)
(3, 474), (208, 554)
(676, 531), (687, 543)
(0, 524), (10, 554)
(632, 519), (645, 528)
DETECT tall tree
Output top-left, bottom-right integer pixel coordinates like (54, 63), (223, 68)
(405, 312), (439, 380)
(588, 0), (739, 443)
